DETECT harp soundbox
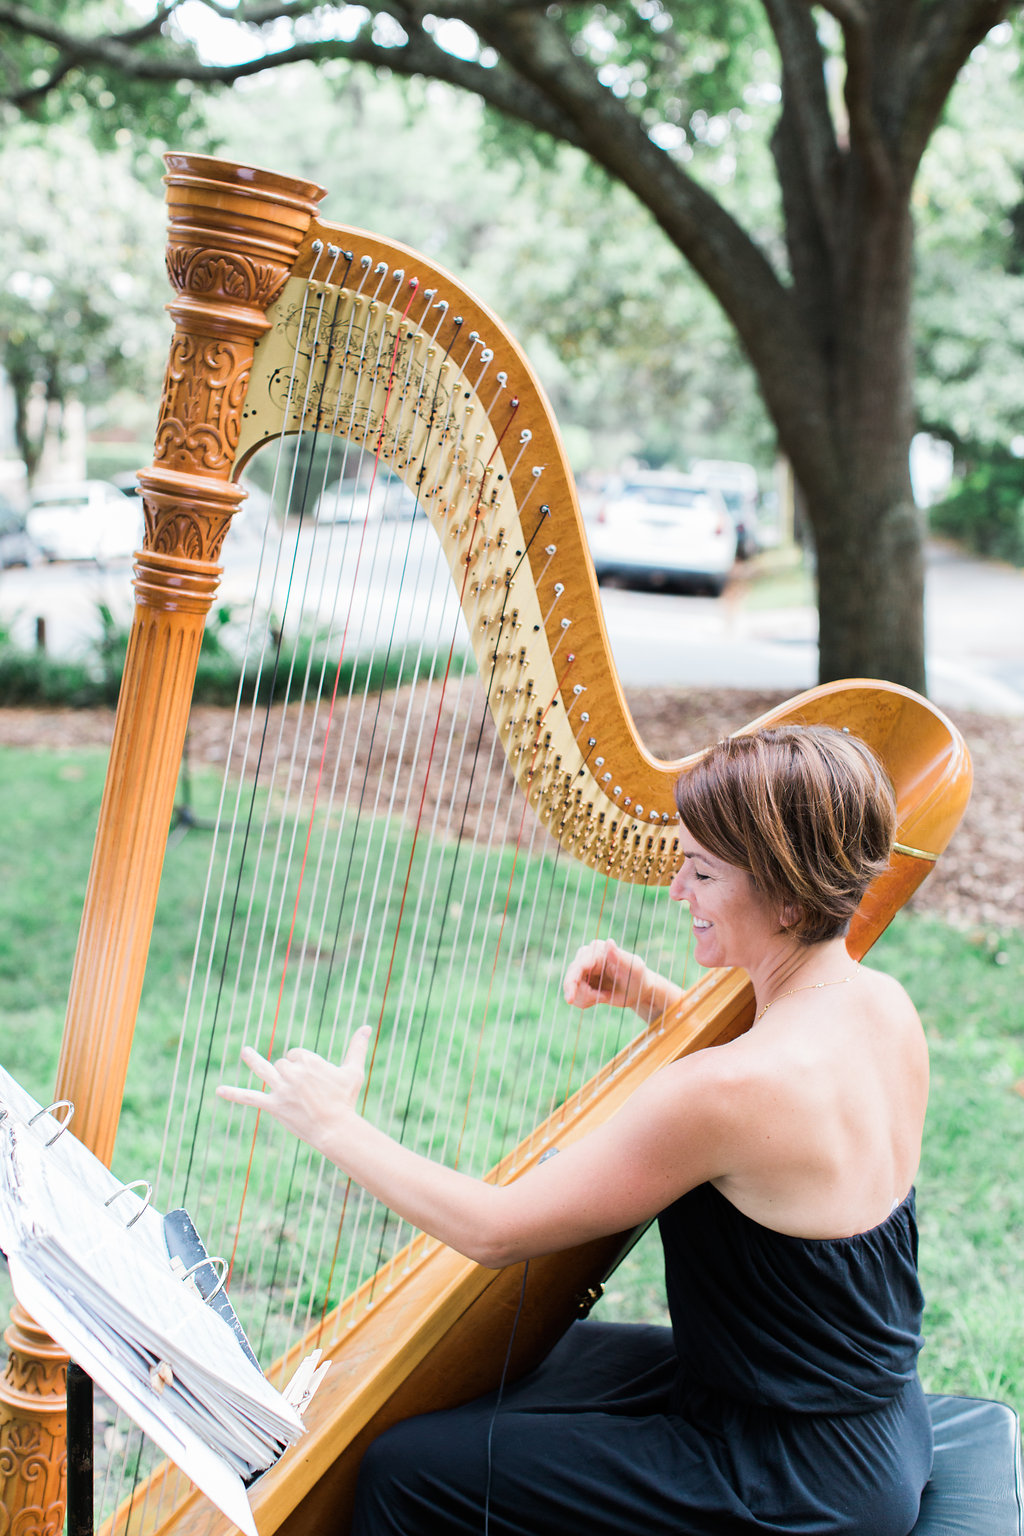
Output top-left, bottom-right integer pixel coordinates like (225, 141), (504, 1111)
(4, 155), (970, 1536)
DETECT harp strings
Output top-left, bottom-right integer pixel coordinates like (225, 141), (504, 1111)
(95, 247), (705, 1535)
(145, 251), (692, 1375)
(220, 268), (434, 1277)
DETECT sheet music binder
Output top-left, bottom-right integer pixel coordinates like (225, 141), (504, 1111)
(0, 1063), (328, 1536)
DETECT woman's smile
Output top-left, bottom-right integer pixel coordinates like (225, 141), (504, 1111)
(671, 825), (784, 971)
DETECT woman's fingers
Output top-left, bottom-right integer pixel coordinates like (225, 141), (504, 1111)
(563, 940), (619, 1005)
(216, 1083), (265, 1108)
(218, 1029), (371, 1115)
(343, 1024), (372, 1071)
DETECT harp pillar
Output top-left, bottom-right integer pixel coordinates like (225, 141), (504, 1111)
(0, 155), (325, 1535)
(0, 1305), (68, 1536)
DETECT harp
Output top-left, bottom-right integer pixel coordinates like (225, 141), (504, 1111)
(0, 154), (971, 1536)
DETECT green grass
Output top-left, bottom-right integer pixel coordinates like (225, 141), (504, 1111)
(0, 737), (1020, 1421)
(731, 545), (815, 611)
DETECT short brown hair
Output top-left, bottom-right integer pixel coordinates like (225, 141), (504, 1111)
(674, 725), (896, 944)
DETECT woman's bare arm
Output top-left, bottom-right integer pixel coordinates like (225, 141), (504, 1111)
(217, 1029), (729, 1268)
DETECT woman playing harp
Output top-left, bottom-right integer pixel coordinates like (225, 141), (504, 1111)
(219, 722), (934, 1536)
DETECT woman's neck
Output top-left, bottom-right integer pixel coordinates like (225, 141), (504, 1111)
(748, 936), (856, 1023)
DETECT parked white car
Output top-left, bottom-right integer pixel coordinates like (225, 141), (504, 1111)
(314, 473), (421, 524)
(586, 472), (738, 596)
(689, 459), (762, 559)
(0, 494), (42, 568)
(26, 480), (144, 563)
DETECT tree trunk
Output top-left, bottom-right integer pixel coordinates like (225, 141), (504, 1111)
(770, 140), (926, 691)
(8, 368), (41, 482)
(812, 483), (925, 693)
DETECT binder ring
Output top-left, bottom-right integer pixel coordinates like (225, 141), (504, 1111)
(103, 1180), (153, 1228)
(179, 1255), (229, 1303)
(28, 1100), (74, 1145)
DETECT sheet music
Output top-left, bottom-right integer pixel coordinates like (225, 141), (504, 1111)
(0, 1064), (328, 1536)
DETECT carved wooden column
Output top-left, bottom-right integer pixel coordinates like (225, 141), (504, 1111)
(58, 153), (326, 1160)
(0, 1306), (67, 1535)
(0, 153), (325, 1534)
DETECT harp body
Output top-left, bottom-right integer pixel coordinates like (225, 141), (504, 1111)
(0, 155), (971, 1536)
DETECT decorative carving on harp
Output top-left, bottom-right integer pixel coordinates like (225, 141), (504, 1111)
(6, 154), (970, 1536)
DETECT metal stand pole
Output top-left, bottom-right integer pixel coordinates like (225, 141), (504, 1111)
(66, 1361), (94, 1536)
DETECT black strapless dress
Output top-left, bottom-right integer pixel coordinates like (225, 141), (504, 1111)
(351, 1184), (933, 1535)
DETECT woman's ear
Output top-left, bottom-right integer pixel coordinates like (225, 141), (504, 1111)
(779, 901), (802, 932)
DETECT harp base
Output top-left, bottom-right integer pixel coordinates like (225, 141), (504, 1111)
(0, 1303), (68, 1536)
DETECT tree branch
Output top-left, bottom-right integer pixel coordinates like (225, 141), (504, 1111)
(814, 0), (895, 198)
(0, 0), (588, 141)
(899, 0), (1014, 178)
(761, 0), (840, 246)
(416, 6), (837, 483)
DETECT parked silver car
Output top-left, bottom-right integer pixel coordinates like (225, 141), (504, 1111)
(586, 472), (738, 596)
(26, 480), (144, 563)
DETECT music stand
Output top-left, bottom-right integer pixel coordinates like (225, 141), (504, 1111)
(67, 1361), (94, 1536)
(0, 1066), (324, 1536)
(168, 728), (216, 844)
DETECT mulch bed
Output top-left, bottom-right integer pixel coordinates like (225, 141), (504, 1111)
(1, 687), (1019, 933)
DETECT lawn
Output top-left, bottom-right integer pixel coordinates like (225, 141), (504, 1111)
(0, 733), (1020, 1423)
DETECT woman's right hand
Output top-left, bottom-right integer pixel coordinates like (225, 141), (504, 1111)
(563, 939), (649, 1012)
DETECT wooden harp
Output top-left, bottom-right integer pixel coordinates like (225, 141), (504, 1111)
(27, 154), (970, 1535)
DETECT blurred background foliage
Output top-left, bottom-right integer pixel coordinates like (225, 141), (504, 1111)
(0, 4), (1022, 558)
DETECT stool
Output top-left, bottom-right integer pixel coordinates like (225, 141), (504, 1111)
(912, 1395), (1023, 1534)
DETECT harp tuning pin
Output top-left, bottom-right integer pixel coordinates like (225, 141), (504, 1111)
(573, 684), (584, 695)
(521, 431), (533, 445)
(469, 330), (479, 342)
(497, 370), (508, 386)
(588, 736), (596, 746)
(360, 255), (372, 269)
(602, 772), (612, 782)
(545, 544), (556, 555)
(481, 347), (494, 363)
(560, 618), (571, 630)
(595, 756), (605, 766)
(393, 268), (405, 282)
(554, 582), (565, 595)
(375, 261), (387, 274)
(311, 238), (324, 254)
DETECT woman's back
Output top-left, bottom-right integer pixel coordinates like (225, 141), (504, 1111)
(705, 962), (929, 1240)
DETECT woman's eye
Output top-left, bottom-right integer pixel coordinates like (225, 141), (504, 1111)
(693, 869), (710, 882)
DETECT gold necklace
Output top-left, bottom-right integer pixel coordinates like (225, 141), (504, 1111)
(756, 974), (854, 1022)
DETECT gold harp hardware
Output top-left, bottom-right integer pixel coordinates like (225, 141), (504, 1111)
(892, 841), (939, 862)
(0, 153), (970, 1536)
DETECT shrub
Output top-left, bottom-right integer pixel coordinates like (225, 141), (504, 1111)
(930, 455), (1024, 566)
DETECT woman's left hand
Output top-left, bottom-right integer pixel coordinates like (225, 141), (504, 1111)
(217, 1025), (371, 1146)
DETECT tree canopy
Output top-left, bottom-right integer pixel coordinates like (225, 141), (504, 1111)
(0, 127), (167, 477)
(2, 1), (1021, 690)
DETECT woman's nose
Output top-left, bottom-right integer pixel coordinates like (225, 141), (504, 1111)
(670, 867), (688, 902)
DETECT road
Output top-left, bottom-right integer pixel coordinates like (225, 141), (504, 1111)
(0, 531), (1020, 715)
(599, 540), (1024, 714)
